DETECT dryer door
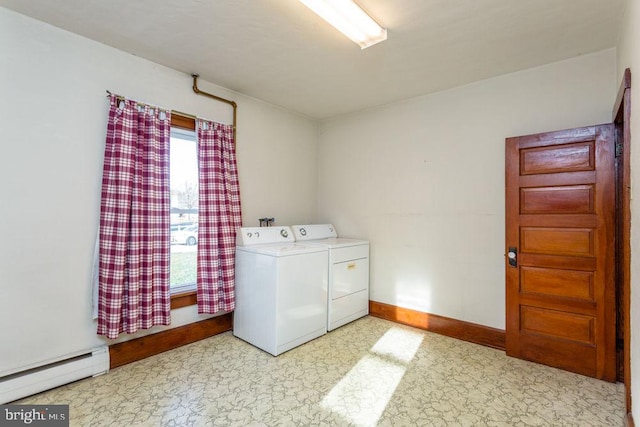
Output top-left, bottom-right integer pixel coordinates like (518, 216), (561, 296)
(332, 257), (368, 299)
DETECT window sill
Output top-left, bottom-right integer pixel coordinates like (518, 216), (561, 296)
(171, 290), (197, 309)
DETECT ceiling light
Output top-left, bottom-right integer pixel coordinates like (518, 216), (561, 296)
(300, 0), (387, 49)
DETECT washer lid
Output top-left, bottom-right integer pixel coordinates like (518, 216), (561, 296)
(236, 242), (327, 256)
(291, 224), (337, 240)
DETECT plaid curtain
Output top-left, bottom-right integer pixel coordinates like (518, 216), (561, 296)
(196, 119), (242, 313)
(97, 95), (171, 339)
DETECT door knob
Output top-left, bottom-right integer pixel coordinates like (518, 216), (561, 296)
(507, 247), (517, 267)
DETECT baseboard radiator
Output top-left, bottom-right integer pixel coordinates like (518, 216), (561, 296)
(0, 346), (109, 404)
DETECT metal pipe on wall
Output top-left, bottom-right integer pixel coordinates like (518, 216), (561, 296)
(191, 73), (238, 141)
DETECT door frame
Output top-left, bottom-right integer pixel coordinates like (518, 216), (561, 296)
(613, 68), (632, 420)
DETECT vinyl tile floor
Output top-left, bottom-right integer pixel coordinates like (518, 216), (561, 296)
(16, 316), (624, 426)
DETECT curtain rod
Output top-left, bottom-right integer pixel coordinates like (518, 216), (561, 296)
(105, 90), (197, 121)
(191, 73), (237, 140)
(106, 77), (238, 141)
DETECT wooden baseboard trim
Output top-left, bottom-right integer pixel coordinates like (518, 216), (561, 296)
(369, 301), (506, 350)
(626, 412), (635, 427)
(109, 313), (232, 369)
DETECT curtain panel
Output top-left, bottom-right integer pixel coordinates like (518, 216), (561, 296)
(97, 95), (171, 339)
(196, 119), (242, 314)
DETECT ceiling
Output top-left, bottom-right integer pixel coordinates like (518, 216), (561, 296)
(0, 0), (626, 120)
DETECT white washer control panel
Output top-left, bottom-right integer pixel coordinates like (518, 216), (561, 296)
(237, 226), (295, 246)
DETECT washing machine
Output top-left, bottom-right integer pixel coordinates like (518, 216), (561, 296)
(233, 226), (328, 356)
(291, 224), (369, 331)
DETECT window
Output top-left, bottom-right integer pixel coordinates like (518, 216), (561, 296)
(169, 126), (198, 294)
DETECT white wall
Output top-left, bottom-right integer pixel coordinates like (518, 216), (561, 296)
(0, 7), (318, 375)
(317, 49), (617, 329)
(617, 0), (639, 417)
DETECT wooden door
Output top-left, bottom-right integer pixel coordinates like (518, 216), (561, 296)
(505, 125), (616, 382)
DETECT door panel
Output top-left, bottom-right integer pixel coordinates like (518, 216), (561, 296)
(520, 228), (594, 256)
(520, 141), (595, 174)
(506, 124), (615, 381)
(519, 333), (597, 376)
(520, 185), (594, 214)
(520, 306), (594, 344)
(520, 267), (594, 301)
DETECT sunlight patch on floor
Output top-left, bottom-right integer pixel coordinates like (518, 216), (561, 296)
(321, 327), (424, 426)
(370, 327), (424, 363)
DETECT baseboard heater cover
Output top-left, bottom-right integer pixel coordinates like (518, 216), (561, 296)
(0, 346), (109, 404)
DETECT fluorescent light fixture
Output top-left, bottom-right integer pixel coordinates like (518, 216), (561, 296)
(300, 0), (387, 49)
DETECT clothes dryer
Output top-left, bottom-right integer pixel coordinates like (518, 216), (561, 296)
(291, 224), (369, 331)
(234, 226), (328, 355)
